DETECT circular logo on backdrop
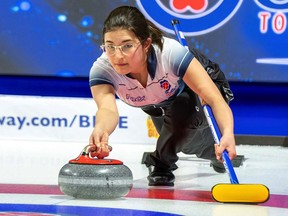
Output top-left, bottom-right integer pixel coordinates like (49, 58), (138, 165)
(136, 0), (243, 36)
(254, 0), (288, 12)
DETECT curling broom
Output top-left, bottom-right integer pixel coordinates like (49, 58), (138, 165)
(171, 19), (269, 203)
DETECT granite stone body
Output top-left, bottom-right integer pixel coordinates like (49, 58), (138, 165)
(58, 162), (133, 199)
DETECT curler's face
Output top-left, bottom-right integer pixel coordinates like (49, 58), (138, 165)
(102, 29), (149, 75)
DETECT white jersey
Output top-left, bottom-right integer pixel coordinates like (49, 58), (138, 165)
(89, 37), (194, 108)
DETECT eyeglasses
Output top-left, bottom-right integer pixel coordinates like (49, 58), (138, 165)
(100, 41), (142, 56)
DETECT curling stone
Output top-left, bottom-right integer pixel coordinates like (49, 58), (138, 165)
(58, 145), (133, 199)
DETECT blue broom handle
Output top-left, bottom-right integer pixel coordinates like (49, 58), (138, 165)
(171, 19), (239, 184)
(203, 105), (239, 184)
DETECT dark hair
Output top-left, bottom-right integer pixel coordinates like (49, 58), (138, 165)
(102, 6), (164, 50)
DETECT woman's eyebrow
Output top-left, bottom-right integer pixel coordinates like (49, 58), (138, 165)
(104, 39), (133, 44)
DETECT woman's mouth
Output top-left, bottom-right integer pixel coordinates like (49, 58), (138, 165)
(115, 63), (128, 67)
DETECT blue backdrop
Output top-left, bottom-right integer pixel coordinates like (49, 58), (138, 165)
(0, 0), (288, 83)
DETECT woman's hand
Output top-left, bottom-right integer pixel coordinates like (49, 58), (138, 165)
(89, 129), (111, 159)
(214, 133), (237, 161)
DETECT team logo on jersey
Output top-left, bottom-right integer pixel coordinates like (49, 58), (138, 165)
(160, 80), (171, 93)
(136, 0), (243, 36)
(254, 0), (288, 12)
